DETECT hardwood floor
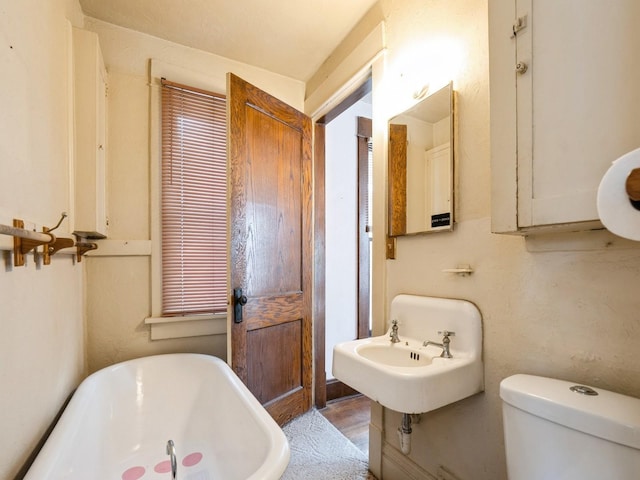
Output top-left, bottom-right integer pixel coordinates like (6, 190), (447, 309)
(320, 394), (371, 456)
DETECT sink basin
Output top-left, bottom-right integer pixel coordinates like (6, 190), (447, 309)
(357, 343), (432, 367)
(332, 295), (484, 414)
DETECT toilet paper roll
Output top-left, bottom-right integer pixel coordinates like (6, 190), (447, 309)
(597, 147), (640, 241)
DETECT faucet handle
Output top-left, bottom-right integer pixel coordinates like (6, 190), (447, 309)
(438, 330), (455, 337)
(392, 319), (398, 326)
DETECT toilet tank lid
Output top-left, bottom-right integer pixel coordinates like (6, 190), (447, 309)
(500, 374), (640, 449)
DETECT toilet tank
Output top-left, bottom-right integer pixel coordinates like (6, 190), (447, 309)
(500, 374), (640, 480)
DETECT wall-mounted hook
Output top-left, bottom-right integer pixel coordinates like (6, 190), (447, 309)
(76, 242), (98, 262)
(12, 219), (55, 267)
(42, 227), (75, 265)
(47, 212), (68, 233)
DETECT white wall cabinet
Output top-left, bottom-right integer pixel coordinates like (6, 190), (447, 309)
(73, 28), (108, 238)
(489, 0), (640, 234)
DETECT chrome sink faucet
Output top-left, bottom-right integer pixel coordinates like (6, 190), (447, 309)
(390, 319), (400, 343)
(423, 330), (455, 358)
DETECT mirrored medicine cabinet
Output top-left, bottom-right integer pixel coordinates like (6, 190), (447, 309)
(388, 82), (454, 236)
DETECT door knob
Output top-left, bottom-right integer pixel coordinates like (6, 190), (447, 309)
(516, 61), (528, 74)
(233, 288), (248, 323)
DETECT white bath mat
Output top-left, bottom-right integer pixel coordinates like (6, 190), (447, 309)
(281, 408), (370, 480)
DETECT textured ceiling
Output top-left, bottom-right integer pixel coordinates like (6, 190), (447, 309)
(79, 0), (378, 81)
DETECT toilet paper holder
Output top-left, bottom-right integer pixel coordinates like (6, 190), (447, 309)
(626, 168), (640, 209)
(597, 148), (640, 241)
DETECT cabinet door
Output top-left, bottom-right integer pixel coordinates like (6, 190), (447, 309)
(73, 28), (108, 238)
(490, 0), (640, 233)
(95, 55), (107, 236)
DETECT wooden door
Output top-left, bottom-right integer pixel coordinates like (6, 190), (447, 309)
(227, 73), (312, 426)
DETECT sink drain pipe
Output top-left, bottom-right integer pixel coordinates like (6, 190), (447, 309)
(398, 413), (412, 455)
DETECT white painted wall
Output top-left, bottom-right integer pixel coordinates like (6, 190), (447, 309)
(0, 1), (86, 478)
(325, 99), (372, 379)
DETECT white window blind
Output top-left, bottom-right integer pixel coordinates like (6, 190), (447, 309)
(161, 79), (227, 316)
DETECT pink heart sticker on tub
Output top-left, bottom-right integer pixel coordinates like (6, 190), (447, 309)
(182, 452), (203, 467)
(122, 466), (145, 480)
(154, 460), (171, 473)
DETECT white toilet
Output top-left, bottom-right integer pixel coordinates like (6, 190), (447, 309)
(500, 374), (640, 479)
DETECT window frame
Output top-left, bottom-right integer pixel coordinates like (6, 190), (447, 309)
(145, 60), (228, 340)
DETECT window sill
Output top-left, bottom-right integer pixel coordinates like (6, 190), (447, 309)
(144, 313), (227, 340)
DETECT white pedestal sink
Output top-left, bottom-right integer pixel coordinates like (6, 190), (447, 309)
(332, 294), (484, 414)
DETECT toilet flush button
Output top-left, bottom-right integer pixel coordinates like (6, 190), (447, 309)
(570, 385), (599, 396)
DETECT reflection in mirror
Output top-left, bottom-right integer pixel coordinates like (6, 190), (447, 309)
(388, 82), (454, 236)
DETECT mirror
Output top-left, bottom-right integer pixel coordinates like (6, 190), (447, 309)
(388, 82), (454, 236)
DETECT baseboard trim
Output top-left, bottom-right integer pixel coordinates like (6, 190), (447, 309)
(326, 378), (360, 402)
(382, 441), (437, 480)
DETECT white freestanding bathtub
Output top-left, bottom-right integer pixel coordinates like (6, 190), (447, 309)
(24, 353), (290, 480)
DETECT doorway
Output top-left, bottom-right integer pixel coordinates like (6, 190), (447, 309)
(315, 77), (372, 406)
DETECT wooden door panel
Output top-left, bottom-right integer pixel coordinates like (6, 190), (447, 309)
(228, 73), (312, 426)
(247, 320), (302, 404)
(245, 106), (302, 296)
(243, 293), (303, 329)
